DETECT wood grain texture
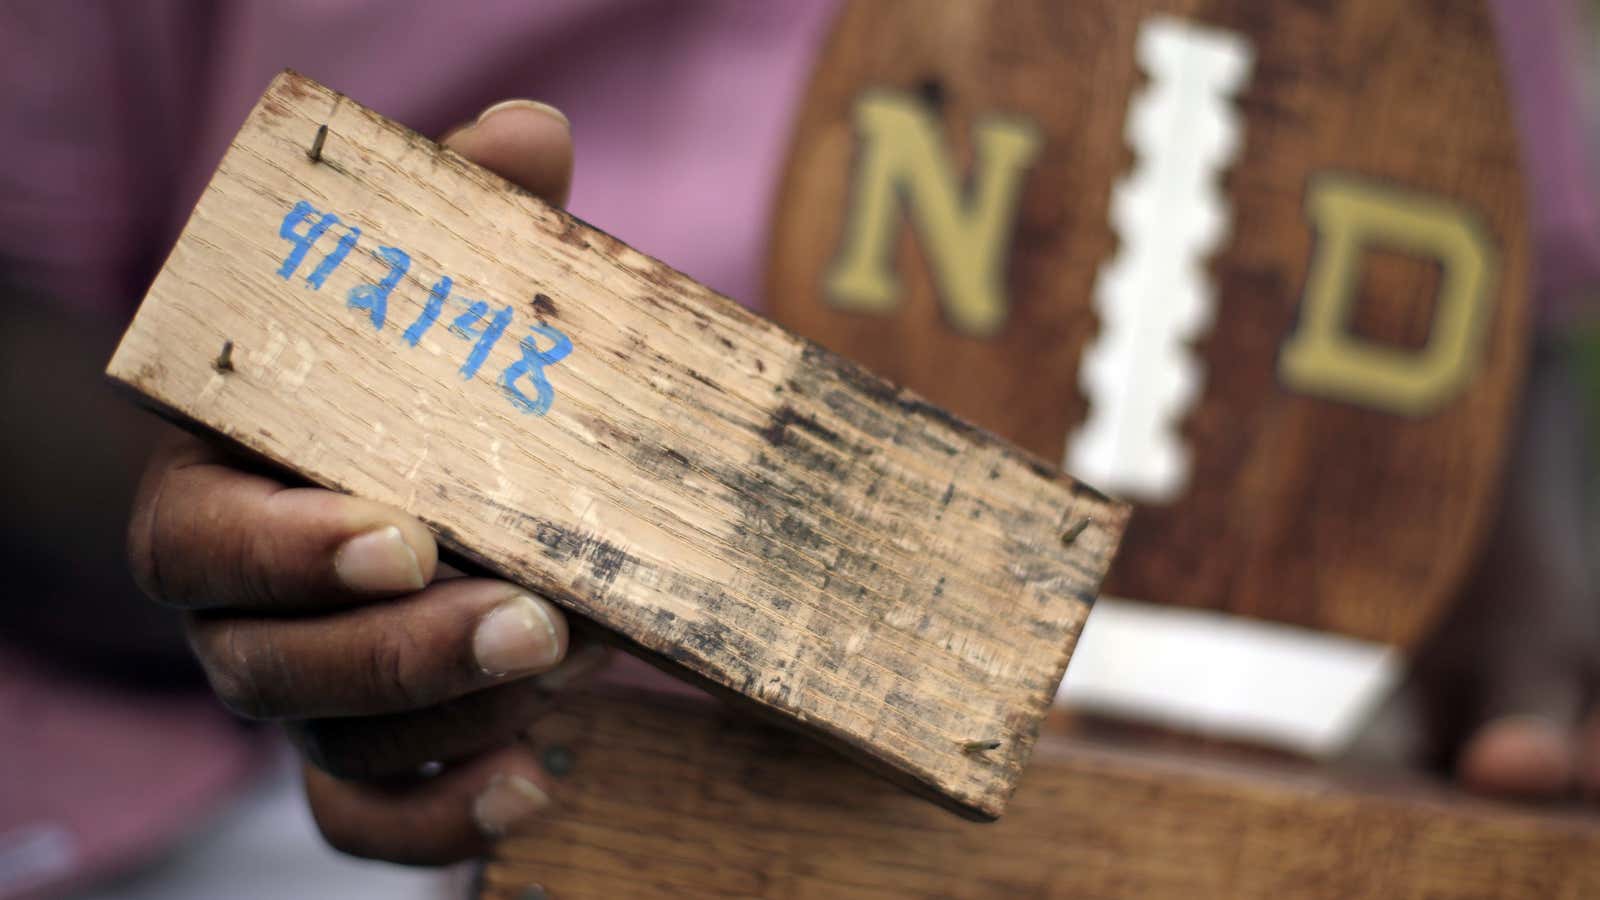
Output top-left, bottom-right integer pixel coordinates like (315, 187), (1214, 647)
(765, 0), (1530, 649)
(105, 72), (1129, 818)
(484, 686), (1600, 899)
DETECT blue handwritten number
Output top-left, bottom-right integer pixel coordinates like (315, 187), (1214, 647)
(500, 325), (572, 415)
(277, 200), (340, 281)
(274, 201), (577, 416)
(402, 276), (452, 346)
(346, 246), (410, 329)
(306, 226), (361, 288)
(450, 301), (514, 380)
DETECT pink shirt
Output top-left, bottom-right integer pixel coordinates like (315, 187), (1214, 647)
(0, 0), (838, 314)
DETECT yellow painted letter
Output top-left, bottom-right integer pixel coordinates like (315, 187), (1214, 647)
(826, 90), (1041, 337)
(1279, 175), (1497, 415)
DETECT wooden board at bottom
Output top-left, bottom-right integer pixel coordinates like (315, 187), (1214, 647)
(484, 686), (1600, 899)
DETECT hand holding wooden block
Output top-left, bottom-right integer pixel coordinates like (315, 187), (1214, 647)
(106, 72), (1128, 818)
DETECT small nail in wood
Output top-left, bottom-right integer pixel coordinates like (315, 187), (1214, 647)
(214, 340), (235, 372)
(963, 739), (1002, 753)
(1060, 517), (1092, 546)
(308, 124), (328, 162)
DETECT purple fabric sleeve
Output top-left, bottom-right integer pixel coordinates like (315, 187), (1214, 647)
(1491, 0), (1600, 323)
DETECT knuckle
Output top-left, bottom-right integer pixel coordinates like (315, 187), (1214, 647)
(199, 626), (276, 719)
(126, 521), (159, 604)
(127, 435), (223, 608)
(365, 625), (444, 711)
(232, 521), (286, 610)
(126, 460), (174, 605)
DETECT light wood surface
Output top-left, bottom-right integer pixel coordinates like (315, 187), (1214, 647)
(766, 0), (1530, 649)
(484, 686), (1600, 899)
(105, 72), (1128, 819)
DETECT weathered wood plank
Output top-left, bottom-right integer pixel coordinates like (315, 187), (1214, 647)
(105, 72), (1128, 818)
(484, 686), (1600, 899)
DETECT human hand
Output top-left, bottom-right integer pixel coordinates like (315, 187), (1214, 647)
(127, 99), (604, 864)
(1396, 338), (1600, 801)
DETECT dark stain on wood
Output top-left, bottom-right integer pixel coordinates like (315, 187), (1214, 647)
(683, 368), (725, 394)
(802, 341), (984, 451)
(531, 518), (636, 589)
(758, 403), (844, 449)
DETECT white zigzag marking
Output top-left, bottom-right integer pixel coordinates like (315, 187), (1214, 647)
(1067, 16), (1253, 503)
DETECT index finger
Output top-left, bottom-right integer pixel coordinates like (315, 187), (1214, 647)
(128, 433), (438, 612)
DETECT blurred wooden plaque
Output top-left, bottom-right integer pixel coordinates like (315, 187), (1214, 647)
(767, 0), (1530, 648)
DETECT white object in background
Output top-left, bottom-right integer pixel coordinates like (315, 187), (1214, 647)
(1058, 597), (1402, 758)
(1068, 17), (1254, 502)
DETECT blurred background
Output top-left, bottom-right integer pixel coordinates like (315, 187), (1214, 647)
(4, 1), (1600, 897)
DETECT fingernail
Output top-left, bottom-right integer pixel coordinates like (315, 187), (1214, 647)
(476, 99), (569, 131)
(536, 642), (610, 692)
(474, 595), (562, 677)
(334, 526), (424, 593)
(472, 773), (550, 838)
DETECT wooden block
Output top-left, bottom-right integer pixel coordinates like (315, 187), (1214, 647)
(483, 686), (1600, 899)
(105, 72), (1128, 818)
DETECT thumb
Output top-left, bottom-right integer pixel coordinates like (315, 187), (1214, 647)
(443, 99), (574, 207)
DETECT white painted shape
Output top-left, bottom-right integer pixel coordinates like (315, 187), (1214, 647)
(1057, 597), (1402, 757)
(1067, 16), (1254, 503)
